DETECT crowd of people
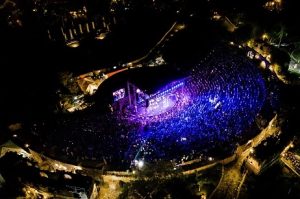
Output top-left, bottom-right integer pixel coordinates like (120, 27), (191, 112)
(24, 47), (270, 170)
(284, 152), (300, 174)
(124, 49), (267, 163)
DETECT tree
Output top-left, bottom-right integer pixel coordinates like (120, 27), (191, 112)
(270, 46), (290, 71)
(269, 24), (287, 47)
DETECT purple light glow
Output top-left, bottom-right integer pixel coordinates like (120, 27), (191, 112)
(123, 79), (190, 122)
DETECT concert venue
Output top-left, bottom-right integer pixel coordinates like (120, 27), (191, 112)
(0, 0), (300, 199)
(26, 46), (276, 171)
(2, 1), (300, 198)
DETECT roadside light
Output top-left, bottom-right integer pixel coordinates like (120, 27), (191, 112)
(247, 41), (251, 46)
(260, 61), (266, 68)
(176, 24), (185, 30)
(66, 40), (80, 48)
(137, 160), (144, 169)
(95, 33), (106, 40)
(262, 33), (269, 41)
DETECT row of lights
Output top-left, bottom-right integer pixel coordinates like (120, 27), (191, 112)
(67, 32), (107, 48)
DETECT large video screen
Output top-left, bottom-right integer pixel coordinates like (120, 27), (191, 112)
(113, 88), (125, 102)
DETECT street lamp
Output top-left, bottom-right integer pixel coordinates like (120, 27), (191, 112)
(137, 160), (144, 169)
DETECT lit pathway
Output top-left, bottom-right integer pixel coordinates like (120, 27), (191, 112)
(209, 114), (281, 199)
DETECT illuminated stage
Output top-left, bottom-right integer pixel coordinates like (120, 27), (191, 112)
(137, 94), (178, 117)
(113, 79), (190, 122)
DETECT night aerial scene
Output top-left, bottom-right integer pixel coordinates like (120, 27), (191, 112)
(1, 0), (300, 199)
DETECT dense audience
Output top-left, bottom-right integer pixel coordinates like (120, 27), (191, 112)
(124, 48), (266, 163)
